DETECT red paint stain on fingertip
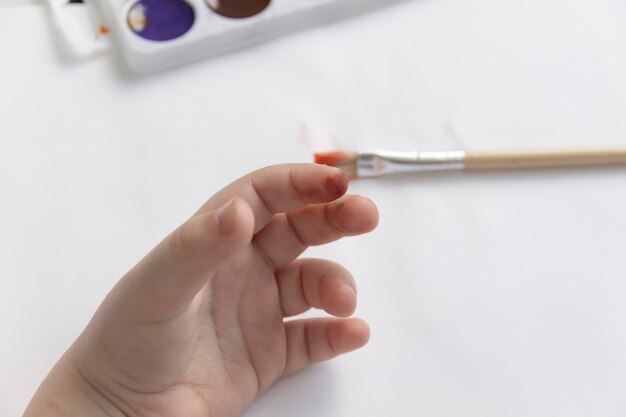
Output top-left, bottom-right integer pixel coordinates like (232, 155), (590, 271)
(324, 173), (349, 200)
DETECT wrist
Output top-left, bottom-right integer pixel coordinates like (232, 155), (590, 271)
(24, 356), (123, 417)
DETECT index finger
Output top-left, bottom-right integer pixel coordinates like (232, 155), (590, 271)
(195, 164), (349, 233)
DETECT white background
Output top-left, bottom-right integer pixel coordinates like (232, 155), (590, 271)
(2, 0), (626, 415)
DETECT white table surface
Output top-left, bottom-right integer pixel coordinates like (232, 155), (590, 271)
(2, 0), (626, 416)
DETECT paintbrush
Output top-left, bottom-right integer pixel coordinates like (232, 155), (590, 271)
(314, 147), (626, 178)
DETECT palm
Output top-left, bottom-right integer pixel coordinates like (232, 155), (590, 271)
(72, 165), (378, 417)
(182, 249), (286, 414)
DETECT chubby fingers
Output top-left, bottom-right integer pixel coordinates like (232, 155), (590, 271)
(254, 194), (379, 267)
(277, 259), (358, 318)
(197, 164), (349, 233)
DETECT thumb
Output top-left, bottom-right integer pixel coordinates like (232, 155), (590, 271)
(119, 197), (255, 320)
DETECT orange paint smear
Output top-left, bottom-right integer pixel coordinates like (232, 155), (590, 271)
(99, 24), (110, 35)
(313, 151), (351, 166)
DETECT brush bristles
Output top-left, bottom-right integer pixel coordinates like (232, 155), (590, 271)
(314, 151), (358, 179)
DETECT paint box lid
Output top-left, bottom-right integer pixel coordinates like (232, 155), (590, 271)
(46, 0), (111, 59)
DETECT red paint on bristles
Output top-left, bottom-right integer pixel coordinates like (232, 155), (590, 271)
(313, 151), (358, 180)
(314, 151), (351, 166)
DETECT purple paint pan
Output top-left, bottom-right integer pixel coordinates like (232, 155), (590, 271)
(128, 0), (195, 41)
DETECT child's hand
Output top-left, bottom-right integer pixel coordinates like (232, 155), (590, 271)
(25, 164), (378, 417)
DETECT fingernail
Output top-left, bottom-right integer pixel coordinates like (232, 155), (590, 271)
(216, 199), (236, 234)
(324, 172), (349, 200)
(342, 283), (357, 297)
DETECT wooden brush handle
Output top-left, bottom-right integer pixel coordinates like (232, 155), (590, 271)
(465, 147), (626, 170)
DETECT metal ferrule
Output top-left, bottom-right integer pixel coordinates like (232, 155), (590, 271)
(356, 150), (467, 177)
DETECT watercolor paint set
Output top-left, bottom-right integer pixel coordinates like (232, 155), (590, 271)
(49, 0), (407, 73)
